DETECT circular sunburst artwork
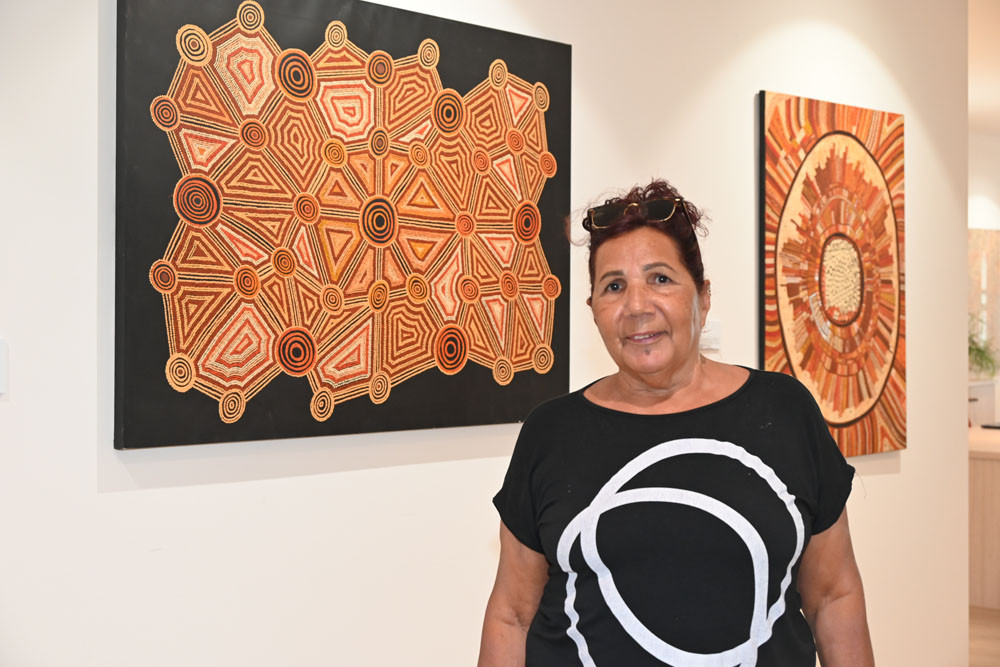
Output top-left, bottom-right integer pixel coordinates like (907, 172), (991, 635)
(761, 92), (905, 457)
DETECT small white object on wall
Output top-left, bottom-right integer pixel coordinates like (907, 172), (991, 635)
(701, 319), (722, 352)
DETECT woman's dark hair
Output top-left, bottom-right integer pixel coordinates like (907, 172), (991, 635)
(584, 179), (708, 292)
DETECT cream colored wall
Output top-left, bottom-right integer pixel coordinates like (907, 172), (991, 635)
(970, 131), (1000, 230)
(0, 0), (967, 665)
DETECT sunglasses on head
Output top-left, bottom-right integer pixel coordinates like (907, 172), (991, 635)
(583, 197), (690, 231)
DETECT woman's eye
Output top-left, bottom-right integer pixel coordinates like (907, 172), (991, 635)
(605, 281), (622, 292)
(653, 274), (671, 284)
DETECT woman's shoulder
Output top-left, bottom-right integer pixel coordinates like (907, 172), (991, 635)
(747, 368), (816, 398)
(737, 368), (828, 424)
(521, 387), (588, 426)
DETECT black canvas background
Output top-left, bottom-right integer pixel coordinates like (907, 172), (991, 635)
(115, 0), (571, 448)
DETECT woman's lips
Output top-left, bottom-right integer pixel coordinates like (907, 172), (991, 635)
(623, 331), (666, 344)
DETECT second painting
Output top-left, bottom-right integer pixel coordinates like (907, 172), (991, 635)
(759, 91), (906, 457)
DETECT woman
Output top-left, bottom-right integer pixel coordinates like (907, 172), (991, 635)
(478, 180), (874, 666)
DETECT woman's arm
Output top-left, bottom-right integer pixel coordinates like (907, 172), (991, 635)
(478, 522), (549, 667)
(797, 509), (875, 666)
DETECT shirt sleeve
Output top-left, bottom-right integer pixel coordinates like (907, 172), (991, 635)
(492, 415), (545, 553)
(801, 387), (856, 534)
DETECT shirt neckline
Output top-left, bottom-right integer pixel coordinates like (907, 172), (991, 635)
(574, 366), (758, 418)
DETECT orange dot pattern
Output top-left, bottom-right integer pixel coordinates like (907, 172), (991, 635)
(276, 327), (317, 376)
(240, 120), (267, 149)
(761, 91), (905, 457)
(148, 2), (560, 422)
(173, 175), (221, 226)
(150, 96), (180, 131)
(233, 265), (260, 298)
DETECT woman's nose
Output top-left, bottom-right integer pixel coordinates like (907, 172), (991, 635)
(625, 283), (653, 314)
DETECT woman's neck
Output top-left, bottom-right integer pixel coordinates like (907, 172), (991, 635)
(585, 358), (749, 415)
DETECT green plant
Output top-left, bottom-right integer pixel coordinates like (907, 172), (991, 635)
(970, 315), (998, 376)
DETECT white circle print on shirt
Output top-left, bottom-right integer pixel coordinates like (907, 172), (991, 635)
(555, 438), (805, 667)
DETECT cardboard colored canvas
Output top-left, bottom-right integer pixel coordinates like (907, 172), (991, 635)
(759, 91), (905, 457)
(115, 0), (570, 448)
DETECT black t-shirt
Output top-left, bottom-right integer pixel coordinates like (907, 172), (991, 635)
(493, 368), (855, 667)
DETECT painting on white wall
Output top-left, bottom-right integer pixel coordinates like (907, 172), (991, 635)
(115, 0), (571, 448)
(758, 91), (905, 457)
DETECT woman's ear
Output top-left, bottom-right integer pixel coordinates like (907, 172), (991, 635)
(586, 296), (592, 307)
(699, 279), (711, 328)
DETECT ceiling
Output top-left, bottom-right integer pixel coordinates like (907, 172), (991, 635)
(970, 0), (1000, 134)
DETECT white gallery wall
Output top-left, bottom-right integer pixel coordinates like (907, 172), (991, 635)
(0, 0), (967, 665)
(970, 131), (1000, 230)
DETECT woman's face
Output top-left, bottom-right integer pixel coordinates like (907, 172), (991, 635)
(589, 226), (710, 384)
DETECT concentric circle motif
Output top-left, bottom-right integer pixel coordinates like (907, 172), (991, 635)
(542, 274), (562, 300)
(418, 39), (439, 69)
(294, 193), (320, 223)
(240, 119), (268, 149)
(472, 148), (490, 174)
(533, 82), (550, 111)
(233, 265), (260, 299)
(369, 371), (391, 404)
(173, 174), (222, 226)
(819, 235), (863, 326)
(275, 49), (316, 100)
(406, 273), (430, 303)
(321, 284), (344, 313)
(271, 247), (296, 276)
(409, 141), (429, 167)
(489, 59), (508, 88)
(310, 388), (334, 422)
(499, 271), (519, 300)
(492, 357), (514, 386)
(176, 24), (212, 65)
(322, 138), (347, 167)
(366, 50), (394, 87)
(435, 325), (468, 375)
(455, 212), (475, 237)
(368, 279), (390, 312)
(150, 96), (180, 131)
(360, 197), (398, 246)
(276, 327), (317, 376)
(774, 132), (899, 426)
(558, 438), (804, 666)
(532, 344), (553, 374)
(369, 128), (390, 157)
(149, 260), (177, 294)
(219, 389), (246, 423)
(433, 89), (464, 135)
(325, 21), (347, 49)
(506, 129), (525, 154)
(237, 0), (264, 31)
(539, 151), (557, 178)
(458, 276), (480, 303)
(165, 353), (196, 392)
(513, 201), (541, 244)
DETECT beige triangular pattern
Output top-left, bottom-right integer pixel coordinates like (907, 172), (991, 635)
(481, 294), (508, 350)
(317, 218), (361, 282)
(318, 317), (373, 386)
(396, 171), (454, 221)
(343, 246), (376, 296)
